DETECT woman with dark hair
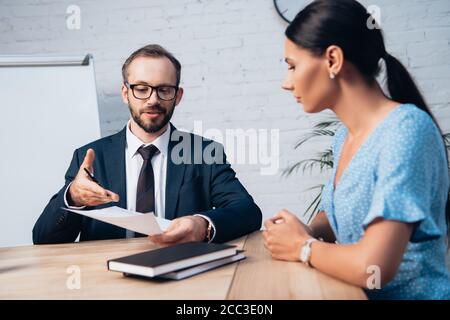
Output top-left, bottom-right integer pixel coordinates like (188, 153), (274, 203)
(263, 0), (450, 299)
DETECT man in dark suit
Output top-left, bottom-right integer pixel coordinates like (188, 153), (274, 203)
(33, 44), (262, 245)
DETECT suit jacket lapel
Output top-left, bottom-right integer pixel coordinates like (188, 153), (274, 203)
(103, 127), (127, 210)
(165, 123), (186, 220)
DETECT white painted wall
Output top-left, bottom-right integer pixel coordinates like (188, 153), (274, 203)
(1, 0), (449, 229)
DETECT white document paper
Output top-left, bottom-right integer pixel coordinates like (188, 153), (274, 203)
(62, 206), (171, 236)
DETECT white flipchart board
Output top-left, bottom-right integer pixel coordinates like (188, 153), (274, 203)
(0, 55), (101, 247)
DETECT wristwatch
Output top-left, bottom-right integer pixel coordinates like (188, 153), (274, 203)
(194, 214), (214, 242)
(205, 220), (212, 242)
(299, 238), (318, 267)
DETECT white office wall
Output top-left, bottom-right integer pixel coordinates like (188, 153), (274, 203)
(1, 0), (449, 225)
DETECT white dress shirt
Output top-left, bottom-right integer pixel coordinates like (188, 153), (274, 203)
(65, 121), (216, 240)
(125, 120), (169, 218)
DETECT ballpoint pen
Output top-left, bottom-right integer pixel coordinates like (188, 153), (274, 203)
(84, 168), (101, 185)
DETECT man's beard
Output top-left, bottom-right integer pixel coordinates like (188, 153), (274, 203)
(128, 100), (175, 134)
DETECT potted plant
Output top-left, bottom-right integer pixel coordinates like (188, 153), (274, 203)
(285, 120), (450, 224)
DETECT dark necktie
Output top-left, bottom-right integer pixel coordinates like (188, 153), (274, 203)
(136, 144), (160, 215)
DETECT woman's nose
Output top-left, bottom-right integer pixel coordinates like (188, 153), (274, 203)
(282, 78), (293, 91)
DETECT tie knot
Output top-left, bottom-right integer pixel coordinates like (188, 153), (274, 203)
(137, 144), (159, 160)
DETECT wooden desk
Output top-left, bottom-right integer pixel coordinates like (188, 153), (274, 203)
(0, 232), (366, 300)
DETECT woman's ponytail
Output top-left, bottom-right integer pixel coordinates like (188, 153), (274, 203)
(384, 53), (429, 117)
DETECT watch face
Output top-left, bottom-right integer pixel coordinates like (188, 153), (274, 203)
(300, 246), (309, 262)
(274, 0), (311, 23)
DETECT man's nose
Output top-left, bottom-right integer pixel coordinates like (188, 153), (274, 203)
(147, 88), (160, 104)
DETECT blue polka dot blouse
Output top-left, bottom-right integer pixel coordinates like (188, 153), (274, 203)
(320, 104), (450, 300)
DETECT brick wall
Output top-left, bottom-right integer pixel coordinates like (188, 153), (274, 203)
(1, 0), (449, 222)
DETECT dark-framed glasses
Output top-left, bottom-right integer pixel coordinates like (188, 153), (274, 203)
(125, 82), (178, 101)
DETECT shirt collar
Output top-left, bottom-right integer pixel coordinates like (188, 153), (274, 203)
(126, 120), (171, 158)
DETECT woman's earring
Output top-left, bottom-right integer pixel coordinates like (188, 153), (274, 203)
(330, 72), (336, 80)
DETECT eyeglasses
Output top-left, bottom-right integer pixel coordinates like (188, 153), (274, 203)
(125, 82), (178, 101)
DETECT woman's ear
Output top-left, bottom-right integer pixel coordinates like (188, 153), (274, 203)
(325, 45), (344, 79)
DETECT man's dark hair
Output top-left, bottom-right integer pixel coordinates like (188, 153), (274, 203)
(121, 44), (181, 86)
